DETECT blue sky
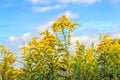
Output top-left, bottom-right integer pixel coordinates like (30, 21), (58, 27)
(0, 0), (120, 51)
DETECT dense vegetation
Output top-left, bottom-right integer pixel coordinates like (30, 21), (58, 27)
(0, 16), (120, 80)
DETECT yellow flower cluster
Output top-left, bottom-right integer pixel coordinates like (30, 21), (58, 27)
(0, 45), (18, 80)
(98, 35), (120, 65)
(86, 48), (96, 62)
(0, 45), (12, 54)
(12, 69), (24, 75)
(29, 30), (59, 53)
(0, 45), (16, 64)
(52, 15), (80, 32)
(4, 55), (15, 63)
(21, 31), (58, 59)
(5, 69), (24, 80)
(97, 35), (120, 55)
(0, 16), (120, 80)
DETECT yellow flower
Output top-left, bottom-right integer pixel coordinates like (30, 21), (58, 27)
(40, 29), (51, 36)
(68, 34), (72, 39)
(3, 55), (15, 63)
(0, 45), (11, 54)
(9, 55), (15, 63)
(0, 45), (5, 53)
(51, 15), (80, 32)
(47, 49), (56, 53)
(76, 40), (80, 45)
(64, 20), (69, 26)
(21, 45), (29, 53)
(70, 61), (76, 65)
(67, 22), (75, 29)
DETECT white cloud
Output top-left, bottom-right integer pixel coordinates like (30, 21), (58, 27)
(22, 32), (31, 41)
(70, 32), (120, 48)
(33, 4), (61, 12)
(28, 0), (101, 5)
(58, 0), (101, 4)
(109, 0), (120, 7)
(69, 32), (120, 53)
(71, 35), (99, 47)
(57, 11), (79, 19)
(9, 36), (17, 41)
(68, 35), (99, 53)
(6, 32), (33, 46)
(37, 21), (54, 32)
(28, 0), (50, 4)
(29, 0), (101, 13)
(80, 0), (101, 4)
(110, 0), (120, 3)
(110, 33), (120, 39)
(7, 36), (18, 45)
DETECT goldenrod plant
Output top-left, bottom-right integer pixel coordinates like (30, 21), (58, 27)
(0, 45), (23, 80)
(0, 16), (120, 80)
